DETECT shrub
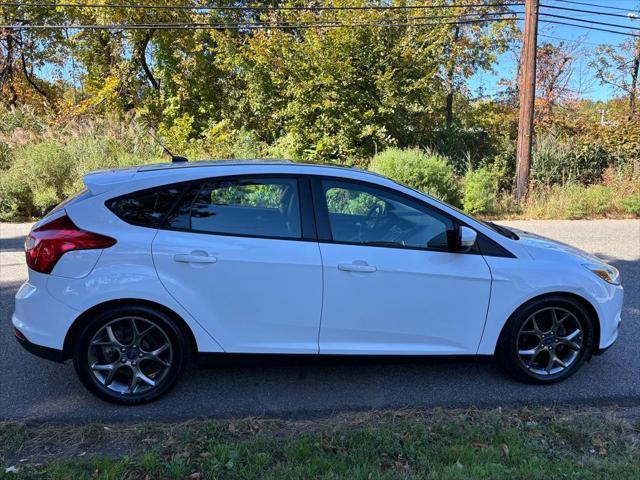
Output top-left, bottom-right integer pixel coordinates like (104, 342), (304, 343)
(463, 167), (497, 215)
(621, 195), (640, 216)
(369, 147), (461, 206)
(0, 136), (161, 220)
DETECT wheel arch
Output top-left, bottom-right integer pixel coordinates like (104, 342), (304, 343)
(62, 298), (198, 360)
(495, 291), (600, 358)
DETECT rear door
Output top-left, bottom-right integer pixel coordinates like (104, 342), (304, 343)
(152, 175), (323, 353)
(313, 177), (492, 355)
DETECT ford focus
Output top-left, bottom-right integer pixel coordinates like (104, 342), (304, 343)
(13, 160), (623, 404)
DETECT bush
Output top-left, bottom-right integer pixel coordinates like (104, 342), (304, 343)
(621, 195), (640, 216)
(0, 136), (161, 220)
(369, 147), (461, 206)
(463, 168), (497, 215)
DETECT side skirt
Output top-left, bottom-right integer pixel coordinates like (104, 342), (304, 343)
(197, 352), (493, 368)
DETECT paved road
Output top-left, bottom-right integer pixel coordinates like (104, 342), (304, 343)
(1, 220), (639, 422)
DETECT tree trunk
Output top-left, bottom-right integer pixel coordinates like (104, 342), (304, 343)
(138, 31), (159, 91)
(1, 32), (18, 106)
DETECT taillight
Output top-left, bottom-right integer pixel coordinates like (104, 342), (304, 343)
(25, 214), (116, 274)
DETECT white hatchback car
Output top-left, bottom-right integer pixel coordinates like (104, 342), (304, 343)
(13, 160), (623, 404)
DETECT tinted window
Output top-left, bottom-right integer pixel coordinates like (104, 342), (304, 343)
(168, 177), (301, 239)
(322, 180), (454, 250)
(107, 185), (184, 227)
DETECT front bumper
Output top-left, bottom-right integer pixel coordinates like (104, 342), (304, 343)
(595, 284), (623, 353)
(14, 327), (65, 363)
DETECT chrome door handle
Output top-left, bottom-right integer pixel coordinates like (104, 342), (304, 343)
(173, 253), (218, 264)
(338, 263), (377, 273)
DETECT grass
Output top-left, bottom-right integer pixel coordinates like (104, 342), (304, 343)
(1, 406), (639, 479)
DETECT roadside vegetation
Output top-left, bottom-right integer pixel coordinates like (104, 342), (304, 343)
(1, 2), (639, 222)
(1, 406), (639, 479)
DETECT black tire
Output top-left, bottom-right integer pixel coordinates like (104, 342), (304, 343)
(496, 296), (595, 384)
(73, 304), (190, 405)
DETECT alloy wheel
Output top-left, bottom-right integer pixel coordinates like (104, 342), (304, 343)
(516, 307), (583, 376)
(88, 316), (173, 395)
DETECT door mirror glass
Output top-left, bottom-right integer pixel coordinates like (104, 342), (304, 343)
(458, 226), (477, 252)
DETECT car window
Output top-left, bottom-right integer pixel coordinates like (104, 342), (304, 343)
(107, 185), (184, 227)
(167, 177), (301, 239)
(322, 180), (454, 250)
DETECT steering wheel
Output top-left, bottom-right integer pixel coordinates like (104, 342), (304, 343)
(364, 203), (385, 231)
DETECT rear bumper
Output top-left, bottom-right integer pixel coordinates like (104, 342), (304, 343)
(14, 328), (66, 363)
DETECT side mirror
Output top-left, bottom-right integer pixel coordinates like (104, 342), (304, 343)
(457, 226), (477, 252)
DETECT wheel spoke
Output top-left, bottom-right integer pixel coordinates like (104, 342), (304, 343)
(518, 348), (539, 356)
(105, 325), (125, 348)
(131, 318), (154, 344)
(546, 352), (557, 373)
(91, 361), (121, 386)
(558, 329), (581, 351)
(142, 344), (170, 366)
(531, 315), (543, 335)
(137, 372), (156, 387)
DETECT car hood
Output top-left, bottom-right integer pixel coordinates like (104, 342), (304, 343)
(509, 228), (603, 264)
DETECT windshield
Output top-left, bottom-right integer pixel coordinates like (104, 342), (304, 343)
(396, 182), (519, 240)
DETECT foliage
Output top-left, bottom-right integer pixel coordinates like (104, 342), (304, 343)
(2, 406), (639, 478)
(369, 147), (461, 206)
(463, 168), (497, 215)
(520, 183), (639, 220)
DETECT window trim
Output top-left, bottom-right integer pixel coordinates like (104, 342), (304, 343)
(307, 174), (514, 257)
(107, 174), (317, 243)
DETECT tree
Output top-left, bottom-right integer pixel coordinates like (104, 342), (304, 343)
(591, 38), (640, 120)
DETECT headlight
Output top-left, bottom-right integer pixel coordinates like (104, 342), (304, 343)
(583, 263), (621, 285)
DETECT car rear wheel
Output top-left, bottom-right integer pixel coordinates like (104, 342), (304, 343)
(496, 296), (595, 383)
(73, 305), (189, 404)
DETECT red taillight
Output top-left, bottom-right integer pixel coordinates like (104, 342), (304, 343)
(25, 214), (116, 274)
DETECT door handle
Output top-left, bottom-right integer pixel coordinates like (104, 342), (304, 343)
(173, 253), (218, 264)
(338, 263), (377, 273)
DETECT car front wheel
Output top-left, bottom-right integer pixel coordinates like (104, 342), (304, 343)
(497, 296), (595, 383)
(73, 304), (189, 405)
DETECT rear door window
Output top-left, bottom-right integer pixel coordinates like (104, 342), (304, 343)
(166, 177), (302, 239)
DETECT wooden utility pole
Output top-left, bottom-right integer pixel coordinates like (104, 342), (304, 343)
(515, 0), (539, 203)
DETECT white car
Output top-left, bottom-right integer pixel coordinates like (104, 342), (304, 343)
(13, 160), (623, 404)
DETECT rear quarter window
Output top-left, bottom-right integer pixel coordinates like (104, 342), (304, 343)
(107, 185), (184, 227)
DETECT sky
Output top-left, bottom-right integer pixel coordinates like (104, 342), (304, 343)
(469, 0), (640, 101)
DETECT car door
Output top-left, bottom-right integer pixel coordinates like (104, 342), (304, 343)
(152, 175), (323, 354)
(313, 177), (492, 355)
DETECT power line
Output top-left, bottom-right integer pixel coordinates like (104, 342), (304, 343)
(540, 12), (640, 30)
(0, 2), (525, 11)
(553, 0), (639, 14)
(541, 3), (640, 19)
(0, 16), (523, 31)
(540, 18), (640, 37)
(538, 32), (621, 47)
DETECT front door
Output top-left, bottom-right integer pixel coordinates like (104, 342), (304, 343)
(314, 178), (492, 355)
(152, 176), (323, 353)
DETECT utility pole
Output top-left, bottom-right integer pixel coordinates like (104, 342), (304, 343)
(515, 0), (539, 203)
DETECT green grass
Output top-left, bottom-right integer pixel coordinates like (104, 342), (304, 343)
(1, 406), (639, 479)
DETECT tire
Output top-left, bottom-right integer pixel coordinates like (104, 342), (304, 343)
(73, 304), (190, 405)
(496, 296), (595, 384)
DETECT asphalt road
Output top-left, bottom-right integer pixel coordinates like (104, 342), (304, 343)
(1, 220), (639, 422)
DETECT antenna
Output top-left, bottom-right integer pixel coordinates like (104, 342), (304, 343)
(148, 130), (188, 163)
